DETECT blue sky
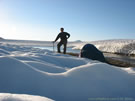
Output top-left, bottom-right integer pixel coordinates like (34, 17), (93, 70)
(0, 0), (135, 41)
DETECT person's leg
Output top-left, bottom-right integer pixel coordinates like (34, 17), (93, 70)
(63, 42), (67, 54)
(57, 42), (62, 53)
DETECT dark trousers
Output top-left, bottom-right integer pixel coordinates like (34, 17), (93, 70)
(57, 40), (67, 54)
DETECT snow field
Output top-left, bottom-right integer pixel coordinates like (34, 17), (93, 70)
(0, 43), (135, 101)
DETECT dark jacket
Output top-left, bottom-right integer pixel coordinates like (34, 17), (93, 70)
(55, 32), (70, 42)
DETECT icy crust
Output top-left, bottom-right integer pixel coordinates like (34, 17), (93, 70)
(0, 43), (135, 101)
(73, 39), (135, 55)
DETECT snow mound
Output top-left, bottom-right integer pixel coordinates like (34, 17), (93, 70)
(0, 93), (54, 101)
(0, 43), (135, 101)
(25, 61), (66, 73)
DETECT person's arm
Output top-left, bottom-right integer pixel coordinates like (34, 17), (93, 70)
(54, 34), (60, 42)
(67, 33), (70, 39)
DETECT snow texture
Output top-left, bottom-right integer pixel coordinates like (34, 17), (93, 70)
(73, 39), (135, 55)
(0, 93), (54, 101)
(0, 42), (135, 101)
(1, 39), (135, 55)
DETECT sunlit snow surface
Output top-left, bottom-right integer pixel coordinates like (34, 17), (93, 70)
(0, 93), (54, 101)
(0, 42), (135, 101)
(1, 39), (135, 55)
(73, 39), (135, 55)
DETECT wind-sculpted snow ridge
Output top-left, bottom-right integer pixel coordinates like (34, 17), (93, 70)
(0, 43), (135, 101)
(0, 93), (54, 101)
(73, 39), (135, 55)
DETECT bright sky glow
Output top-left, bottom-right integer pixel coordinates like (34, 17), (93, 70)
(0, 0), (135, 41)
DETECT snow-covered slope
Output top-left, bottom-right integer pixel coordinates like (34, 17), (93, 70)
(1, 39), (135, 55)
(0, 43), (135, 101)
(73, 39), (135, 55)
(0, 93), (53, 101)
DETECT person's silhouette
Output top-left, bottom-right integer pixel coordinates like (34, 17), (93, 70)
(53, 28), (70, 54)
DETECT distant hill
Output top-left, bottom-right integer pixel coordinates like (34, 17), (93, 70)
(74, 40), (82, 42)
(0, 37), (4, 40)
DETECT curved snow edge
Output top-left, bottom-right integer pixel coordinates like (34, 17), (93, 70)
(0, 93), (54, 101)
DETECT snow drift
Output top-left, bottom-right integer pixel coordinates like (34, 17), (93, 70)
(0, 43), (135, 101)
(0, 93), (54, 101)
(73, 39), (135, 55)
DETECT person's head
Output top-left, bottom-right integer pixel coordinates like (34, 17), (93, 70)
(60, 27), (64, 32)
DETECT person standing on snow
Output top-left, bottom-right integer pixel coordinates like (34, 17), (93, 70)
(53, 28), (70, 54)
